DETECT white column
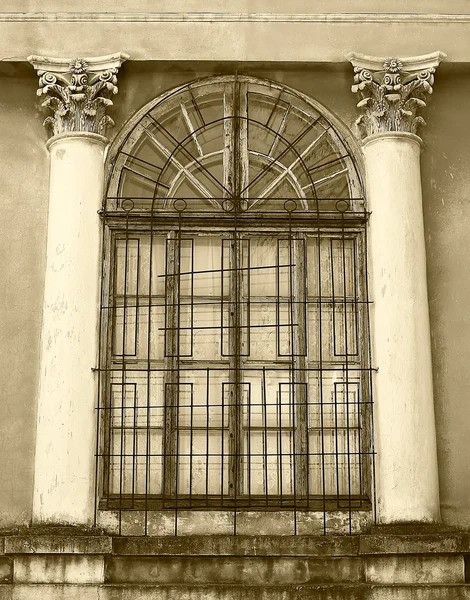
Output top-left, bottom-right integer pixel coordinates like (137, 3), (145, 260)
(29, 54), (128, 525)
(349, 52), (445, 524)
(34, 132), (106, 525)
(364, 132), (439, 523)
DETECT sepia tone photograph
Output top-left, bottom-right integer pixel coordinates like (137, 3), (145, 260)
(0, 1), (469, 598)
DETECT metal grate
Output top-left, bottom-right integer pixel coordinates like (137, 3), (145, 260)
(95, 76), (375, 535)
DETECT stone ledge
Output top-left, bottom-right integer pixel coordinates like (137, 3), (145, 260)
(113, 535), (359, 557)
(359, 533), (470, 555)
(1, 583), (470, 600)
(3, 535), (113, 555)
(3, 531), (470, 557)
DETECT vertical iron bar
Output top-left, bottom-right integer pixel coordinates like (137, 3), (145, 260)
(118, 211), (131, 534)
(104, 233), (117, 511)
(287, 209), (298, 534)
(174, 210), (184, 534)
(276, 240), (282, 508)
(131, 241), (141, 508)
(247, 381), (252, 506)
(278, 378), (283, 507)
(339, 219), (353, 532)
(205, 368), (210, 505)
(189, 238), (195, 507)
(262, 366), (269, 505)
(143, 232), (151, 534)
(189, 380), (194, 507)
(316, 234), (327, 534)
(353, 237), (364, 499)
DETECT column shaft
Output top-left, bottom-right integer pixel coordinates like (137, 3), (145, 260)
(364, 132), (440, 524)
(33, 132), (106, 525)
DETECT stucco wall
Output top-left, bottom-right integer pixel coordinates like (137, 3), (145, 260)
(0, 68), (49, 527)
(0, 60), (469, 528)
(422, 63), (470, 528)
(1, 3), (470, 63)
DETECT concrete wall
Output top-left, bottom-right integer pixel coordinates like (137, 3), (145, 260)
(0, 68), (49, 527)
(422, 63), (470, 528)
(1, 4), (470, 63)
(0, 59), (469, 528)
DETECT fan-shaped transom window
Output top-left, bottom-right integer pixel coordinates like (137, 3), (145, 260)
(98, 76), (373, 531)
(106, 76), (362, 214)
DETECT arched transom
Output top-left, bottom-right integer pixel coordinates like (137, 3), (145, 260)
(106, 76), (363, 215)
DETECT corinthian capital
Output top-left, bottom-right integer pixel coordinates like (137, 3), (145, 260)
(348, 51), (446, 139)
(28, 53), (129, 138)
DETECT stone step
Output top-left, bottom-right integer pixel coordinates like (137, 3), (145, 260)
(5, 552), (465, 585)
(2, 583), (470, 600)
(3, 533), (469, 586)
(105, 554), (464, 585)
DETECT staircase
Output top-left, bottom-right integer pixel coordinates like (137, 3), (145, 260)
(1, 528), (470, 599)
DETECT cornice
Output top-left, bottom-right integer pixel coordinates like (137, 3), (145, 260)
(1, 12), (470, 23)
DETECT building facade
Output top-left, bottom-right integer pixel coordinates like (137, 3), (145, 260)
(1, 2), (470, 598)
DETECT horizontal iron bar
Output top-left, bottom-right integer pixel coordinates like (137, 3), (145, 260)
(157, 263), (296, 278)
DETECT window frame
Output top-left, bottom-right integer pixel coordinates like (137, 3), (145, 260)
(98, 216), (373, 511)
(97, 74), (373, 515)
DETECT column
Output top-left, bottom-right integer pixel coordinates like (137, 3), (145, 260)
(348, 52), (445, 524)
(28, 53), (128, 525)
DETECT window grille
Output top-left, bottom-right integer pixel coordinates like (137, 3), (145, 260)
(96, 76), (374, 535)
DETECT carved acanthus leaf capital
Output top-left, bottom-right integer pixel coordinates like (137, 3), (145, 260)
(28, 53), (129, 138)
(348, 51), (446, 139)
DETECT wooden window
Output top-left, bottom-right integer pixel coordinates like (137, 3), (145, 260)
(98, 76), (373, 513)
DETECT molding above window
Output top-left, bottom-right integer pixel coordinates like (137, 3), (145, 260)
(2, 12), (470, 23)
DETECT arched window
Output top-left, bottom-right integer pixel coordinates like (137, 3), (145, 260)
(97, 75), (373, 532)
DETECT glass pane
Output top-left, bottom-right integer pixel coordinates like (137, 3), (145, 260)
(309, 430), (360, 495)
(249, 237), (278, 296)
(189, 237), (225, 297)
(177, 371), (230, 429)
(249, 304), (277, 360)
(242, 372), (295, 429)
(177, 431), (229, 496)
(308, 304), (358, 362)
(244, 431), (294, 496)
(109, 429), (163, 495)
(113, 304), (165, 361)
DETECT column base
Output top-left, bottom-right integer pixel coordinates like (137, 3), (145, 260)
(369, 523), (458, 535)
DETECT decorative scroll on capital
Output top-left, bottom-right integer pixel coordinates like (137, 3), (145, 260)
(28, 53), (129, 138)
(347, 51), (446, 139)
